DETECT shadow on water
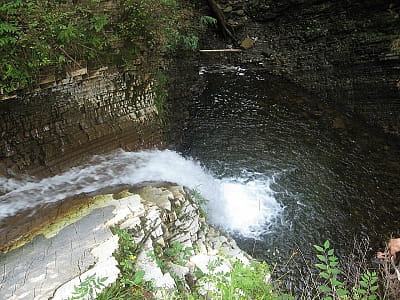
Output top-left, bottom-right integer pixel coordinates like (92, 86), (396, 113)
(175, 65), (400, 292)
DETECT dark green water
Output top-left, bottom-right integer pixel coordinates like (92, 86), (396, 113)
(176, 65), (400, 291)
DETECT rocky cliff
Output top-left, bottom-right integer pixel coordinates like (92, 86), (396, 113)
(0, 64), (164, 177)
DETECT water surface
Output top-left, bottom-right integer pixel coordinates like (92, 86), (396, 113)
(175, 65), (400, 290)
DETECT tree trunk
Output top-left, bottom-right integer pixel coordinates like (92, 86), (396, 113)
(206, 0), (237, 43)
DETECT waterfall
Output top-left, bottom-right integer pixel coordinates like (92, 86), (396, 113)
(0, 150), (282, 238)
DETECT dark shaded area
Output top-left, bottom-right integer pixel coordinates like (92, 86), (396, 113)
(198, 0), (400, 136)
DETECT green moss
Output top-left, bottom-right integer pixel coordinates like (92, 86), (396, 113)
(114, 190), (135, 200)
(390, 38), (400, 52)
(41, 194), (115, 238)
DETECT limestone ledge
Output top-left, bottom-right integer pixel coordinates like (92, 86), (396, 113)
(0, 184), (253, 300)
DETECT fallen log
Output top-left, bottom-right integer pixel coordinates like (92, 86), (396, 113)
(199, 49), (242, 52)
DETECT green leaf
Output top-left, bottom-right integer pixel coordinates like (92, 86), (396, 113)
(358, 288), (367, 294)
(337, 289), (349, 296)
(320, 271), (330, 279)
(370, 285), (378, 291)
(315, 263), (328, 270)
(330, 268), (341, 275)
(319, 285), (331, 292)
(359, 281), (368, 288)
(331, 277), (343, 286)
(317, 254), (327, 262)
(314, 245), (324, 252)
(323, 297), (333, 300)
(328, 255), (338, 261)
(327, 249), (335, 256)
(324, 240), (330, 249)
(329, 261), (339, 267)
(133, 270), (145, 284)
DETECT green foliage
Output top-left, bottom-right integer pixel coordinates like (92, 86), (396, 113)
(199, 15), (218, 28)
(96, 228), (153, 299)
(190, 188), (209, 205)
(67, 274), (107, 300)
(147, 241), (193, 273)
(164, 241), (193, 266)
(0, 0), (195, 93)
(182, 34), (199, 51)
(314, 240), (379, 300)
(0, 0), (110, 92)
(199, 260), (293, 300)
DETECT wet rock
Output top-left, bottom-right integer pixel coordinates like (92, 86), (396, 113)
(240, 37), (255, 49)
(224, 6), (233, 13)
(0, 206), (116, 300)
(233, 9), (245, 16)
(139, 186), (173, 211)
(53, 235), (120, 300)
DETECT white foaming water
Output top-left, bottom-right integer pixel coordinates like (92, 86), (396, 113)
(0, 150), (282, 238)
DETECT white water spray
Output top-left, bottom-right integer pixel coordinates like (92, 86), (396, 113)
(0, 150), (282, 238)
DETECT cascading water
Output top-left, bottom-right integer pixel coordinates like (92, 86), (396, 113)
(0, 150), (282, 238)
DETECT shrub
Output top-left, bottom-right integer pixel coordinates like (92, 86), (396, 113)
(0, 0), (199, 93)
(314, 240), (379, 300)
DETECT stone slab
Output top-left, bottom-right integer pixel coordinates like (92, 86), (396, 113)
(0, 206), (114, 300)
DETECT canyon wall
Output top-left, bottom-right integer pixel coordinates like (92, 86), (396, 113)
(0, 64), (164, 176)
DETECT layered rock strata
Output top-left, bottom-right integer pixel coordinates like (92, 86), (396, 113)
(0, 66), (163, 177)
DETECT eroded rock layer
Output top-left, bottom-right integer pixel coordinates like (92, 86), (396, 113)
(0, 184), (253, 300)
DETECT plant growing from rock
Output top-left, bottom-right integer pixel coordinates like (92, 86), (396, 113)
(96, 228), (153, 299)
(67, 274), (107, 300)
(164, 241), (194, 266)
(190, 188), (209, 206)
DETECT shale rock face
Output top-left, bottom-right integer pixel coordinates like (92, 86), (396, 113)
(247, 0), (400, 135)
(0, 184), (252, 300)
(0, 66), (163, 176)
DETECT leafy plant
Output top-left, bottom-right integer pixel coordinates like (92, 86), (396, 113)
(96, 228), (153, 299)
(182, 34), (199, 51)
(199, 15), (217, 28)
(164, 241), (193, 266)
(0, 0), (197, 93)
(199, 260), (293, 300)
(67, 274), (107, 300)
(190, 188), (209, 205)
(314, 240), (379, 300)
